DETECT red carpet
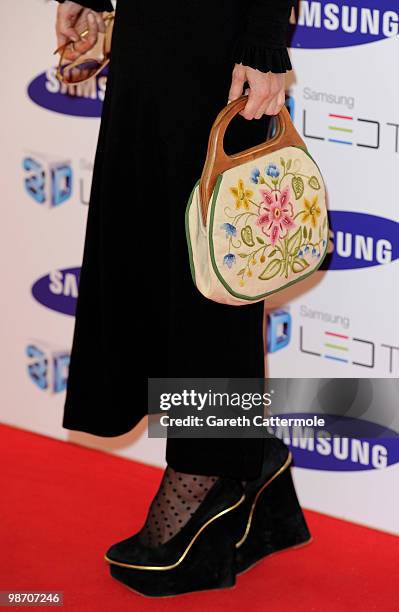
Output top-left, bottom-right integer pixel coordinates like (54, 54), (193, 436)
(1, 424), (398, 611)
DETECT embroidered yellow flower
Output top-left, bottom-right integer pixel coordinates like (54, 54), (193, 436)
(302, 195), (321, 228)
(230, 179), (253, 210)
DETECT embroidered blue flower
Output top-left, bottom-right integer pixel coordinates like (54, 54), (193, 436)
(266, 163), (280, 178)
(312, 247), (317, 256)
(298, 250), (304, 257)
(322, 239), (326, 247)
(304, 245), (310, 254)
(223, 254), (236, 269)
(220, 223), (237, 238)
(250, 168), (261, 184)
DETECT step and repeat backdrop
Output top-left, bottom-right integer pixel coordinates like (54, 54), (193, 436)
(1, 1), (398, 534)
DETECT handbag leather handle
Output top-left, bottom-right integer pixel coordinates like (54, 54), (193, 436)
(199, 95), (306, 224)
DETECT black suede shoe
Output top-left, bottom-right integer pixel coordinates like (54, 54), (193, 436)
(105, 478), (244, 597)
(235, 438), (312, 574)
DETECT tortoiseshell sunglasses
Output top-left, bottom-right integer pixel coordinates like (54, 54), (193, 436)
(54, 12), (114, 84)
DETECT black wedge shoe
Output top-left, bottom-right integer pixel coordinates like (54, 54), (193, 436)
(105, 478), (244, 597)
(235, 438), (312, 574)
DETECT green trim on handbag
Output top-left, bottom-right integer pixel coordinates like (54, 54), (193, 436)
(185, 180), (199, 285)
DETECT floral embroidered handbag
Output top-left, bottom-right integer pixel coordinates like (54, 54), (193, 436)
(186, 96), (329, 305)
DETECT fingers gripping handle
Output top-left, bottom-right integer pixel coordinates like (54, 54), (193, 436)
(198, 96), (305, 225)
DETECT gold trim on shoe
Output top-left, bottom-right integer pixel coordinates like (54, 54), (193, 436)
(235, 452), (293, 549)
(104, 493), (245, 571)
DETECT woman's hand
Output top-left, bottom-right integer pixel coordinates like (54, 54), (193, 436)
(56, 1), (106, 61)
(228, 63), (286, 119)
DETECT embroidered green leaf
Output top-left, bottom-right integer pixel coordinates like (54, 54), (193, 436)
(256, 236), (265, 244)
(286, 159), (292, 171)
(258, 259), (282, 281)
(309, 176), (321, 190)
(309, 227), (313, 242)
(288, 227), (302, 255)
(238, 253), (248, 258)
(259, 176), (266, 184)
(241, 225), (255, 247)
(292, 257), (310, 274)
(237, 268), (246, 276)
(323, 216), (327, 230)
(303, 226), (308, 240)
(319, 226), (322, 239)
(280, 157), (285, 167)
(268, 249), (277, 257)
(292, 176), (304, 200)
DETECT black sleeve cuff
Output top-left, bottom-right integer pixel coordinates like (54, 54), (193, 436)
(56, 0), (114, 12)
(232, 40), (292, 73)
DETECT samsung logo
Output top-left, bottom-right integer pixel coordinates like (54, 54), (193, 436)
(321, 211), (399, 271)
(271, 413), (399, 471)
(31, 267), (80, 315)
(27, 68), (106, 117)
(300, 305), (350, 330)
(303, 87), (355, 110)
(290, 1), (399, 49)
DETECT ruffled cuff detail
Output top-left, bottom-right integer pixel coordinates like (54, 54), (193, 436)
(56, 0), (114, 11)
(232, 41), (292, 74)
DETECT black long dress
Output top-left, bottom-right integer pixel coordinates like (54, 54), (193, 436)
(57, 0), (293, 479)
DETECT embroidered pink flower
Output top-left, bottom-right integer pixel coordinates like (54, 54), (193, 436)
(256, 186), (295, 245)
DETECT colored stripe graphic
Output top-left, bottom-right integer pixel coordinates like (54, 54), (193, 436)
(324, 330), (349, 363)
(324, 355), (349, 363)
(328, 139), (353, 145)
(329, 114), (353, 120)
(328, 113), (353, 145)
(324, 343), (349, 352)
(328, 126), (353, 133)
(325, 331), (349, 339)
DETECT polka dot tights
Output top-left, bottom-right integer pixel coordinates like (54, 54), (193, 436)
(139, 467), (218, 547)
